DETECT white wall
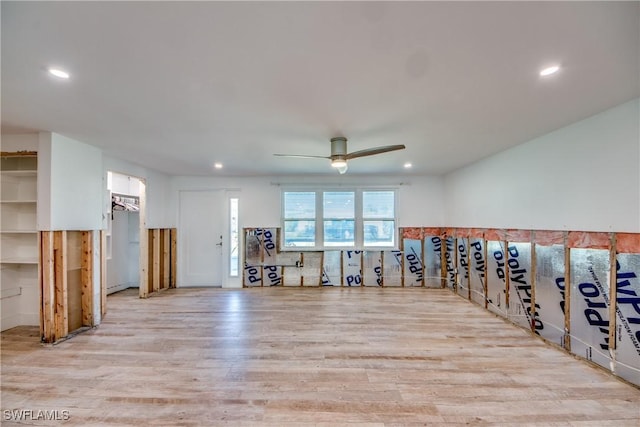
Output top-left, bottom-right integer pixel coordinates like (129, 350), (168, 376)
(38, 133), (103, 230)
(443, 98), (640, 232)
(171, 174), (444, 228)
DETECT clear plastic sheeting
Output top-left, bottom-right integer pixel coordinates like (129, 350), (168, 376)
(506, 243), (534, 330)
(245, 233), (261, 266)
(614, 253), (640, 385)
(261, 265), (282, 287)
(243, 262), (262, 287)
(570, 248), (612, 371)
(444, 237), (456, 291)
(363, 251), (383, 286)
(301, 252), (322, 286)
(486, 240), (506, 316)
(424, 235), (443, 288)
(321, 251), (341, 286)
(535, 245), (566, 346)
(279, 252), (302, 286)
(403, 239), (423, 287)
(383, 250), (403, 287)
(342, 250), (362, 287)
(469, 238), (486, 305)
(457, 238), (469, 298)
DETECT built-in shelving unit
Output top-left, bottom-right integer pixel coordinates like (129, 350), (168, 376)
(1, 153), (39, 331)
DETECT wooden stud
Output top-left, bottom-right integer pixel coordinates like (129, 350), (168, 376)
(260, 229), (265, 287)
(53, 231), (68, 340)
(100, 230), (107, 317)
(81, 231), (93, 327)
(466, 238), (471, 300)
(608, 233), (617, 354)
(504, 240), (510, 309)
(360, 251), (364, 287)
(40, 231), (55, 343)
(380, 251), (384, 288)
(441, 236), (447, 289)
(483, 237), (489, 309)
(400, 236), (405, 287)
(152, 229), (161, 292)
(564, 234), (572, 352)
(421, 237), (426, 288)
(138, 222), (150, 298)
(340, 250), (344, 287)
(318, 251), (324, 287)
(162, 229), (170, 289)
(530, 231), (537, 333)
(299, 252), (304, 287)
(170, 228), (177, 288)
(38, 232), (44, 337)
(453, 238), (458, 293)
(147, 229), (154, 295)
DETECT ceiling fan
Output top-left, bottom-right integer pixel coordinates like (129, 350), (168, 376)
(274, 137), (405, 174)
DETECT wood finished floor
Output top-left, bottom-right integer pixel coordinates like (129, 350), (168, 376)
(2, 287), (640, 426)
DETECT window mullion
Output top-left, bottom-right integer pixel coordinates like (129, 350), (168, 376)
(316, 191), (323, 247)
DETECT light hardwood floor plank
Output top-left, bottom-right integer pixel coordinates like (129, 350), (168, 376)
(2, 287), (639, 426)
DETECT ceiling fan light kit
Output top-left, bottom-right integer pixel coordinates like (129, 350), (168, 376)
(274, 136), (405, 174)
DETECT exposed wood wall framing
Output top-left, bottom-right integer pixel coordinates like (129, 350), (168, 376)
(100, 230), (107, 317)
(39, 230), (102, 343)
(81, 231), (94, 327)
(143, 228), (177, 297)
(170, 229), (177, 288)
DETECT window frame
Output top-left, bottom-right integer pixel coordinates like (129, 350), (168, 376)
(281, 188), (398, 251)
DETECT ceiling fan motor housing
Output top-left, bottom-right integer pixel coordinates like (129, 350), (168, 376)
(330, 137), (348, 157)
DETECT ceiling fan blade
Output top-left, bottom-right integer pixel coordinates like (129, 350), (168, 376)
(345, 144), (406, 160)
(273, 154), (330, 160)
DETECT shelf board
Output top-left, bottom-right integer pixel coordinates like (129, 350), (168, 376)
(1, 257), (38, 264)
(0, 170), (37, 177)
(0, 200), (37, 204)
(1, 229), (37, 234)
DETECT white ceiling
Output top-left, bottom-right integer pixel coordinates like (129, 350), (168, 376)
(2, 1), (639, 176)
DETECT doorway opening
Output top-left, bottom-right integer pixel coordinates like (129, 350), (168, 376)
(106, 171), (145, 296)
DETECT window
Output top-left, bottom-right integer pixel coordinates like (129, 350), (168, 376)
(323, 192), (355, 247)
(282, 189), (396, 249)
(363, 191), (395, 247)
(229, 198), (239, 276)
(283, 192), (316, 247)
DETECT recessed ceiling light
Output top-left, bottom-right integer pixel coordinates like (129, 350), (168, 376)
(404, 162), (412, 168)
(48, 67), (70, 79)
(539, 65), (560, 77)
(214, 162), (223, 169)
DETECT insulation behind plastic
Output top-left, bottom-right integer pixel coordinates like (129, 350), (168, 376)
(444, 237), (456, 290)
(506, 242), (533, 330)
(302, 252), (322, 286)
(403, 239), (423, 287)
(569, 248), (611, 370)
(469, 238), (486, 305)
(486, 240), (506, 316)
(535, 245), (566, 346)
(363, 251), (383, 286)
(321, 251), (341, 286)
(614, 253), (640, 385)
(343, 250), (363, 287)
(383, 250), (403, 287)
(457, 238), (469, 298)
(424, 236), (443, 288)
(279, 252), (302, 286)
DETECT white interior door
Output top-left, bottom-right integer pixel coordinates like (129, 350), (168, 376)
(178, 190), (225, 286)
